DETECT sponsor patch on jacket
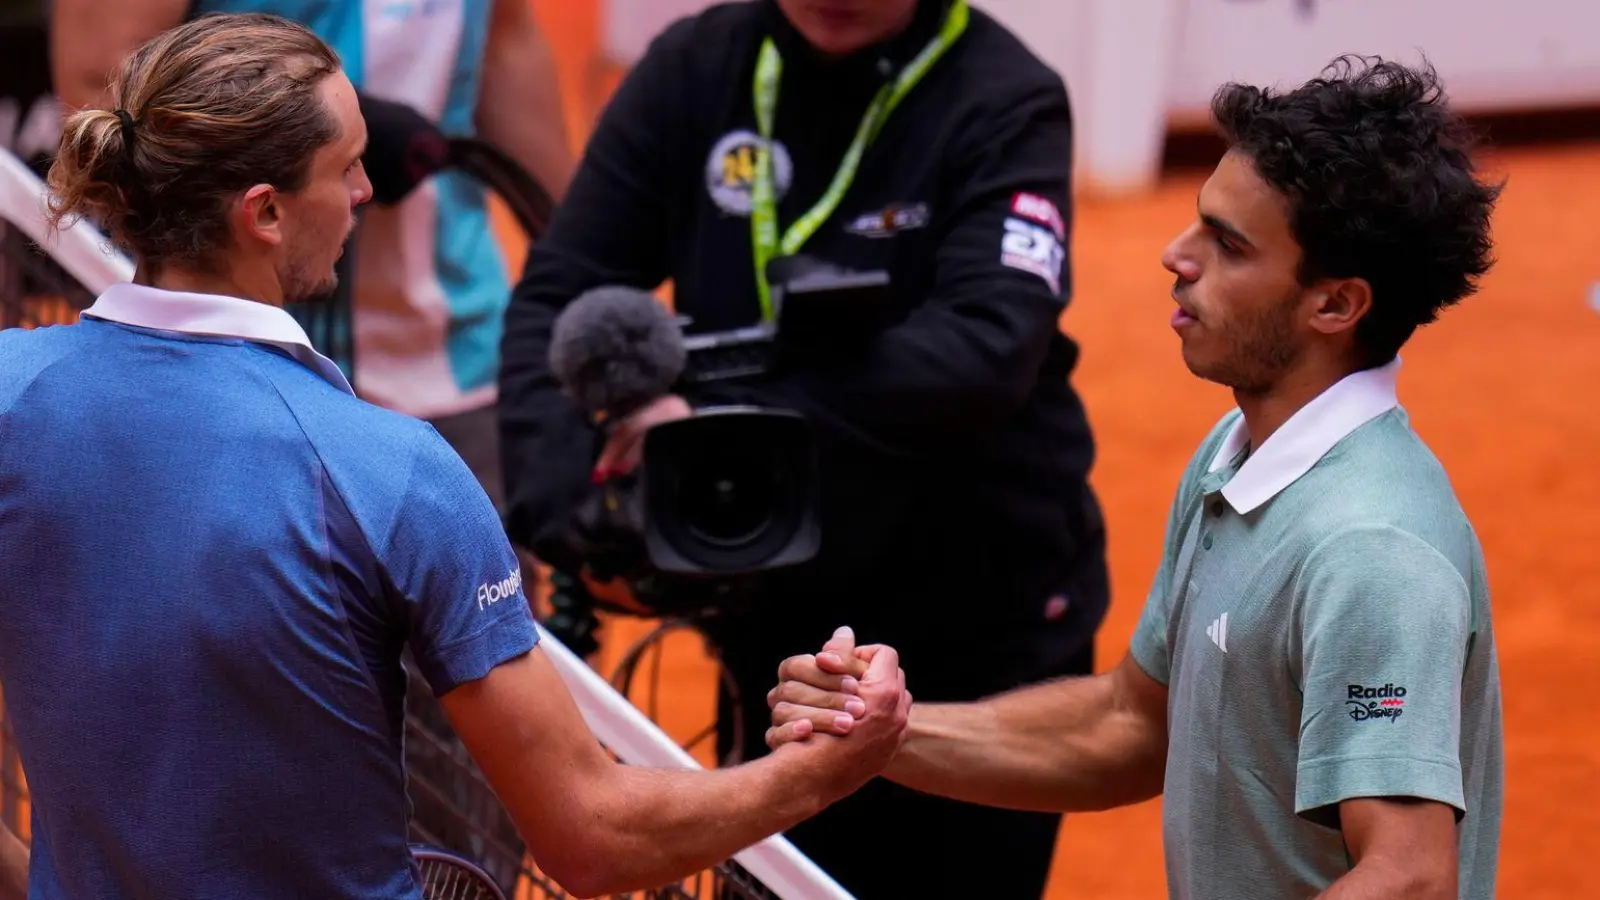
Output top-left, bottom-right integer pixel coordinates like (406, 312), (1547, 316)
(705, 129), (792, 217)
(1001, 216), (1065, 295)
(1010, 192), (1066, 241)
(844, 202), (931, 238)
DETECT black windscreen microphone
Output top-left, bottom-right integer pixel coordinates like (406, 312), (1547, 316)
(548, 286), (687, 426)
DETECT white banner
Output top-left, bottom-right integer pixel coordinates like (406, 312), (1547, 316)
(1168, 0), (1600, 120)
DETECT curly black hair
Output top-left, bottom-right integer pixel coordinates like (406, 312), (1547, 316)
(1211, 55), (1503, 368)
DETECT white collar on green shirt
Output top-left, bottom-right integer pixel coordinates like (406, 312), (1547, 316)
(82, 283), (355, 396)
(1207, 357), (1402, 514)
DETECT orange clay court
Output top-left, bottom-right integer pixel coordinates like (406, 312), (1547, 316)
(514, 2), (1600, 897)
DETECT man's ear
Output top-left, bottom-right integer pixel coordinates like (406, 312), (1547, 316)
(1308, 277), (1373, 338)
(234, 184), (285, 248)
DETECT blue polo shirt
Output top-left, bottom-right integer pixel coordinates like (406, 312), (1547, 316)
(0, 284), (539, 899)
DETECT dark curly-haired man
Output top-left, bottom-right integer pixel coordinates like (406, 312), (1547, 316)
(768, 55), (1505, 900)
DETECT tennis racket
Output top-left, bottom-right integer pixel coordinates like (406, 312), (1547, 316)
(411, 843), (509, 900)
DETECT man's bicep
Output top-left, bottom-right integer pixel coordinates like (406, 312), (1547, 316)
(383, 428), (539, 697)
(488, 0), (537, 32)
(1112, 650), (1169, 727)
(1333, 796), (1460, 898)
(1295, 526), (1473, 828)
(51, 0), (189, 109)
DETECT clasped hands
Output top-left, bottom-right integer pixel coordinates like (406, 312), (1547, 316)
(765, 626), (911, 757)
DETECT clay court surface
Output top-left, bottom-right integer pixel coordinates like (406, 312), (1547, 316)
(524, 2), (1600, 897)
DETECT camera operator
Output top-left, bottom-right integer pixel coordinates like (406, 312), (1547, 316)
(499, 1), (1109, 896)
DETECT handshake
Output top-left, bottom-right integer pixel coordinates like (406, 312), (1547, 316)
(762, 626), (913, 787)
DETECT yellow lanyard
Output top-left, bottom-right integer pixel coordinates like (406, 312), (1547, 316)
(748, 1), (970, 322)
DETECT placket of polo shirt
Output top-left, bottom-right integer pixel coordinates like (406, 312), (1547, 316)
(1166, 497), (1212, 615)
(1197, 450), (1248, 553)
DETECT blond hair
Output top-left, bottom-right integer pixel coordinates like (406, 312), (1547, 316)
(46, 13), (341, 271)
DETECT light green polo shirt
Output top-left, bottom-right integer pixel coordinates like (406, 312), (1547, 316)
(1130, 359), (1503, 899)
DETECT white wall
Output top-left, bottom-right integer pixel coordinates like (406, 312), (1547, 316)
(1167, 0), (1600, 124)
(599, 0), (1600, 193)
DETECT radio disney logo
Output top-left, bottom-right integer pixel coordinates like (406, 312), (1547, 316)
(1346, 683), (1407, 722)
(476, 568), (523, 611)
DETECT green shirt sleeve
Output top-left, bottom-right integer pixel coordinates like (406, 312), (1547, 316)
(1129, 411), (1240, 686)
(1292, 523), (1473, 828)
(1128, 492), (1181, 686)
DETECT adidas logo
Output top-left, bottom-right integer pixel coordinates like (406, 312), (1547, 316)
(1206, 612), (1230, 653)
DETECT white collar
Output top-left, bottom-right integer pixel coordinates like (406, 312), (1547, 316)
(81, 283), (355, 396)
(1208, 357), (1402, 514)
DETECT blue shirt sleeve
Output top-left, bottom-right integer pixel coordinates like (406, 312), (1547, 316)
(381, 425), (540, 696)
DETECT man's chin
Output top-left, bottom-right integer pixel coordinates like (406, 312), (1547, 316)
(1187, 360), (1273, 396)
(1181, 352), (1234, 390)
(285, 277), (341, 307)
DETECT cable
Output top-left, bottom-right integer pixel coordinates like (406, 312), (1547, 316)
(608, 615), (744, 766)
(445, 137), (556, 241)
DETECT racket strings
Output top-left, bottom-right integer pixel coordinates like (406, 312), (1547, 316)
(418, 856), (504, 900)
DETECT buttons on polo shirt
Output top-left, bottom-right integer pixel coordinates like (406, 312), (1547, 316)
(1203, 532), (1214, 550)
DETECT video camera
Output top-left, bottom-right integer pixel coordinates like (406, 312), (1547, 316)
(548, 257), (895, 617)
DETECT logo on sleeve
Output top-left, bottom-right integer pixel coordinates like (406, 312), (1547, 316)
(1010, 192), (1066, 241)
(1001, 217), (1065, 295)
(1346, 683), (1407, 722)
(476, 567), (524, 611)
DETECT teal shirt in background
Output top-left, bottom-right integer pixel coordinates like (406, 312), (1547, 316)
(191, 0), (509, 421)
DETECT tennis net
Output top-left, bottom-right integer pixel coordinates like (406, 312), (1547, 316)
(0, 147), (850, 900)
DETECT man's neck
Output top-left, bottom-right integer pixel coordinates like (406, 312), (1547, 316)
(1233, 357), (1359, 454)
(799, 1), (924, 62)
(139, 264), (284, 307)
(871, 2), (921, 52)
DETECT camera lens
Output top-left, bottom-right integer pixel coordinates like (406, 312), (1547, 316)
(676, 450), (777, 548)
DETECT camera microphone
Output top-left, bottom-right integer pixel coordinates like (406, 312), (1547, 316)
(549, 286), (687, 426)
(547, 285), (822, 588)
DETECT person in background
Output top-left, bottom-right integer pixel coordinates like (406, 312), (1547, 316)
(499, 1), (1109, 896)
(49, 0), (577, 888)
(2, 14), (910, 899)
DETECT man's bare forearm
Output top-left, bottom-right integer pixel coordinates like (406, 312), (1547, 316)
(563, 744), (842, 896)
(476, 2), (576, 200)
(0, 821), (27, 900)
(887, 671), (1167, 813)
(1314, 863), (1455, 900)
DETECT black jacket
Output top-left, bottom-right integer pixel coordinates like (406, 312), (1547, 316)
(500, 0), (1105, 683)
